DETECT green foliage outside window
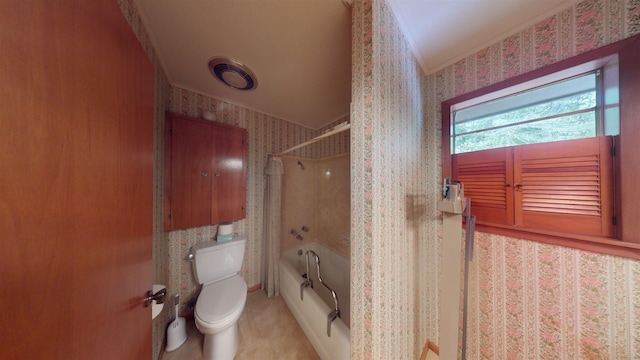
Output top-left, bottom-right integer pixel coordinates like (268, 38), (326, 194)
(453, 79), (597, 154)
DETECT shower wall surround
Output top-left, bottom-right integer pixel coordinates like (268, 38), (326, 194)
(424, 0), (640, 358)
(316, 154), (351, 257)
(281, 153), (351, 258)
(281, 157), (318, 254)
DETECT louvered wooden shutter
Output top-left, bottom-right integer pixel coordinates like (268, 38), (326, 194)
(514, 136), (614, 237)
(453, 147), (514, 225)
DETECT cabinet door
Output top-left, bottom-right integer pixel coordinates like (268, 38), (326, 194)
(212, 123), (247, 223)
(170, 116), (213, 229)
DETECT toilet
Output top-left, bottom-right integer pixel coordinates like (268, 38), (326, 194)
(190, 236), (247, 360)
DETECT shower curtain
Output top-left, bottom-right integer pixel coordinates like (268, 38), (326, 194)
(261, 156), (283, 297)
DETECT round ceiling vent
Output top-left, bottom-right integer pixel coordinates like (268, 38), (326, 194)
(208, 57), (258, 91)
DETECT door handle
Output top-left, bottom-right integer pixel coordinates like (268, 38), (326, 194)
(144, 288), (166, 307)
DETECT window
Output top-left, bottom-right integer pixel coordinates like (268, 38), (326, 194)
(449, 69), (614, 239)
(441, 34), (640, 259)
(452, 72), (600, 155)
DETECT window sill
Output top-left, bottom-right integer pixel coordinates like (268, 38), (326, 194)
(473, 222), (640, 260)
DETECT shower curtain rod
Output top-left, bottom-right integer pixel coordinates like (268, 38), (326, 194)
(277, 121), (350, 156)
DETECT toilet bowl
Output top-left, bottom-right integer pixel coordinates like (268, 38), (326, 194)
(195, 275), (247, 359)
(190, 236), (247, 360)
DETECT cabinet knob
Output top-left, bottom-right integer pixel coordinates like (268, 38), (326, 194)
(202, 171), (208, 177)
(215, 172), (221, 177)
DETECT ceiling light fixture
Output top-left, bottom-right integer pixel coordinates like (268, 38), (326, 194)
(207, 57), (258, 91)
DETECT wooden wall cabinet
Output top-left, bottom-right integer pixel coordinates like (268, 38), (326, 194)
(164, 112), (247, 230)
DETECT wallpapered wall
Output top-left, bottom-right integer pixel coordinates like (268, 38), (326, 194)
(423, 0), (640, 359)
(351, 0), (432, 358)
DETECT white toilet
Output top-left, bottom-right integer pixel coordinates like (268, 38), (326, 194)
(190, 236), (247, 360)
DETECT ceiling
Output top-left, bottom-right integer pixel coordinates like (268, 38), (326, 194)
(135, 0), (579, 130)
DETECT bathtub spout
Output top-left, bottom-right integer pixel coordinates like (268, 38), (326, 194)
(327, 309), (340, 337)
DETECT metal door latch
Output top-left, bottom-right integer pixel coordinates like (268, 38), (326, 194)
(144, 288), (167, 307)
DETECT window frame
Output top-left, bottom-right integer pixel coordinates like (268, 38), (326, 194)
(441, 34), (640, 260)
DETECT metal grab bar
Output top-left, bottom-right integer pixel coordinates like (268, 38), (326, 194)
(299, 249), (313, 301)
(299, 250), (341, 337)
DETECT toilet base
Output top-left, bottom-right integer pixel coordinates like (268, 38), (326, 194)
(202, 323), (238, 360)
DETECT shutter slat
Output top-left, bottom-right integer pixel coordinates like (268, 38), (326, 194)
(525, 194), (600, 201)
(522, 173), (600, 180)
(522, 207), (601, 216)
(521, 156), (599, 165)
(524, 186), (600, 192)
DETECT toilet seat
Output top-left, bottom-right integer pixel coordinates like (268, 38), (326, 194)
(195, 275), (247, 333)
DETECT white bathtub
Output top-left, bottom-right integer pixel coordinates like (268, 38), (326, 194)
(279, 242), (350, 360)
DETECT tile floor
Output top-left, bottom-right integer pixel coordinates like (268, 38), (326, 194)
(161, 291), (319, 360)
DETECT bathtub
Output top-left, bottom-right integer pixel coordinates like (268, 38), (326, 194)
(279, 242), (350, 360)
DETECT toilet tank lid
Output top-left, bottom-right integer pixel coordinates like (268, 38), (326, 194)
(191, 235), (247, 254)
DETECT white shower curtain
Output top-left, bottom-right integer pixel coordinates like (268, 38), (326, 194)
(261, 156), (283, 297)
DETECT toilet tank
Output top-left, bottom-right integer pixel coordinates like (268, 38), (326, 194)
(190, 236), (246, 285)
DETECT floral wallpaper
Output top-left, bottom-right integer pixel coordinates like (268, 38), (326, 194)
(351, 0), (430, 358)
(425, 0), (640, 358)
(463, 235), (640, 359)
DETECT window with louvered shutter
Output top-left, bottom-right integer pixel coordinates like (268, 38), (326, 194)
(514, 136), (613, 237)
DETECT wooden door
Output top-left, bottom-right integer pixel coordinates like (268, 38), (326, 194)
(169, 115), (213, 230)
(0, 2), (153, 359)
(212, 124), (248, 223)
